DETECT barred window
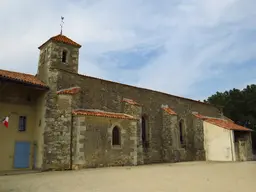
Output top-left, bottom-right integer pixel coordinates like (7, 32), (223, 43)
(18, 116), (26, 132)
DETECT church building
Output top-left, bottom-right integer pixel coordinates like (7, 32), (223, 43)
(0, 33), (253, 172)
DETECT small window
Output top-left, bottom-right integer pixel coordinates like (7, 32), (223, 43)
(112, 126), (121, 146)
(141, 115), (149, 148)
(62, 50), (67, 63)
(18, 116), (26, 132)
(179, 119), (185, 145)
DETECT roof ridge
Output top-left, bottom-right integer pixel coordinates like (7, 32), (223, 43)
(55, 67), (219, 108)
(0, 69), (36, 77)
(205, 118), (252, 132)
(0, 69), (47, 88)
(39, 34), (81, 49)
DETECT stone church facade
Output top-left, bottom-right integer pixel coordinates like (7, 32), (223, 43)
(0, 34), (252, 172)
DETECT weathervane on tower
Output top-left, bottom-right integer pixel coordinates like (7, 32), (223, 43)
(60, 16), (64, 35)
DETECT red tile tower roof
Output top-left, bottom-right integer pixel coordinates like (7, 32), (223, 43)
(38, 34), (82, 49)
(0, 69), (47, 88)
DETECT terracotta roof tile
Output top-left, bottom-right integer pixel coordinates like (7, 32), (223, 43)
(193, 113), (208, 120)
(193, 113), (252, 132)
(39, 34), (81, 49)
(161, 105), (177, 115)
(72, 109), (138, 120)
(0, 69), (48, 88)
(162, 107), (177, 115)
(205, 118), (252, 131)
(122, 98), (141, 106)
(57, 87), (80, 95)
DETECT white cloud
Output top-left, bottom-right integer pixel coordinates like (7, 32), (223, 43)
(0, 0), (256, 99)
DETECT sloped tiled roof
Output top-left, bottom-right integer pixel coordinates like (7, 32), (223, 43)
(0, 69), (48, 88)
(72, 109), (138, 120)
(205, 118), (252, 132)
(122, 98), (141, 106)
(193, 113), (252, 132)
(57, 87), (80, 95)
(193, 113), (209, 120)
(162, 107), (177, 115)
(161, 105), (177, 115)
(39, 34), (81, 49)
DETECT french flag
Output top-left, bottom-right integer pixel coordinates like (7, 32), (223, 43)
(2, 116), (9, 128)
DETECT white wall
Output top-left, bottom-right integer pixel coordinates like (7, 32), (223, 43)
(203, 121), (235, 161)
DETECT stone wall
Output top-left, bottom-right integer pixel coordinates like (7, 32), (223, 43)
(37, 41), (80, 82)
(42, 77), (73, 170)
(122, 99), (144, 164)
(191, 116), (206, 161)
(244, 132), (253, 160)
(72, 115), (138, 168)
(234, 131), (253, 161)
(56, 69), (220, 164)
(161, 109), (177, 162)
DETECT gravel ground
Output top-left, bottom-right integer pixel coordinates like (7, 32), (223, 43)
(0, 161), (255, 192)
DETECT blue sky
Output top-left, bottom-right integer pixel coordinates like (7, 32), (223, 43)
(0, 0), (255, 100)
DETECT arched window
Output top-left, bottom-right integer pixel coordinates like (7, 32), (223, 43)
(179, 119), (185, 145)
(112, 126), (121, 146)
(62, 50), (68, 63)
(141, 115), (149, 148)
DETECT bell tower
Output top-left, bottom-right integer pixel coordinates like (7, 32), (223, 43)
(36, 19), (82, 84)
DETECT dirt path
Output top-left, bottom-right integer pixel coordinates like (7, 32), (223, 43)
(0, 161), (255, 192)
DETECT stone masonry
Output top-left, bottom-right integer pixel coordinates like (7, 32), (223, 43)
(0, 33), (253, 171)
(191, 114), (206, 161)
(72, 114), (138, 168)
(35, 34), (224, 170)
(122, 98), (144, 165)
(56, 69), (222, 165)
(43, 92), (72, 170)
(161, 105), (178, 162)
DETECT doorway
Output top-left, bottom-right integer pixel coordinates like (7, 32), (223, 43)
(14, 141), (30, 168)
